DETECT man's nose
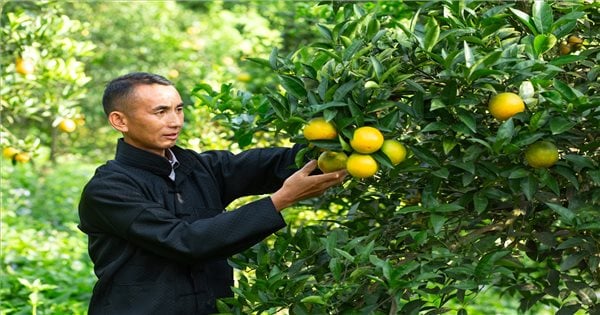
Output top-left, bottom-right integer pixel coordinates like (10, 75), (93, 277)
(168, 110), (183, 127)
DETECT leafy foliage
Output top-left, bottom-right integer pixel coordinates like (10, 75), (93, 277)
(1, 163), (95, 315)
(209, 1), (600, 314)
(1, 1), (94, 162)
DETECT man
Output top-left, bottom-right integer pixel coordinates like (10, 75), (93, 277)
(78, 72), (346, 314)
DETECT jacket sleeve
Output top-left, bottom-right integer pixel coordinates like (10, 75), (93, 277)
(200, 144), (304, 206)
(79, 169), (286, 264)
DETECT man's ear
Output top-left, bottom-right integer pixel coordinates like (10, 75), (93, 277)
(108, 111), (128, 133)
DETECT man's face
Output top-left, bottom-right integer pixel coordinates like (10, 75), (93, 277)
(117, 84), (184, 156)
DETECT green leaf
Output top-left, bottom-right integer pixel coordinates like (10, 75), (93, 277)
(279, 74), (306, 99)
(300, 295), (327, 305)
(560, 253), (586, 271)
(564, 154), (596, 170)
(269, 47), (279, 69)
(456, 109), (477, 133)
(497, 118), (515, 141)
(553, 79), (579, 102)
(529, 110), (550, 131)
(549, 116), (576, 135)
(520, 175), (538, 201)
(533, 34), (557, 57)
(334, 248), (354, 262)
(333, 81), (359, 101)
(370, 56), (383, 81)
(316, 24), (332, 41)
(442, 138), (457, 155)
(546, 202), (575, 224)
(424, 17), (440, 52)
(473, 192), (488, 214)
(554, 166), (580, 190)
(343, 39), (364, 61)
(532, 1), (553, 34)
(509, 8), (537, 35)
(410, 146), (441, 168)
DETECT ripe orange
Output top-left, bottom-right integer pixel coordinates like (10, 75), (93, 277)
(14, 152), (30, 163)
(381, 139), (407, 165)
(3, 147), (19, 159)
(525, 141), (559, 168)
(303, 117), (337, 141)
(346, 153), (378, 178)
(350, 126), (384, 154)
(317, 151), (347, 173)
(58, 118), (77, 133)
(488, 92), (525, 121)
(15, 57), (35, 75)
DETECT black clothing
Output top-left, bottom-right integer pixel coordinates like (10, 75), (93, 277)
(79, 139), (299, 314)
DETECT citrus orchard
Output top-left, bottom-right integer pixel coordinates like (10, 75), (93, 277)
(381, 139), (407, 165)
(303, 117), (337, 141)
(317, 151), (348, 173)
(346, 153), (378, 178)
(350, 126), (384, 154)
(488, 92), (525, 121)
(525, 141), (559, 168)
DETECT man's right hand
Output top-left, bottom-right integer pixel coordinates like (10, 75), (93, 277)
(270, 160), (347, 211)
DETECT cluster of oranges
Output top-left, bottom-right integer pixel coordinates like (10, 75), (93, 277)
(302, 118), (406, 178)
(2, 147), (30, 164)
(488, 92), (559, 169)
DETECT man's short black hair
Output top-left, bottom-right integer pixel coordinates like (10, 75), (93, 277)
(102, 72), (174, 116)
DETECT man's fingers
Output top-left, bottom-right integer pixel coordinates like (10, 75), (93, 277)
(300, 160), (318, 174)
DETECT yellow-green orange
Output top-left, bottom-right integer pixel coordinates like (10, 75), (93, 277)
(350, 126), (384, 154)
(14, 152), (30, 163)
(317, 151), (347, 173)
(525, 141), (559, 168)
(303, 118), (337, 140)
(58, 118), (77, 133)
(15, 57), (34, 75)
(488, 92), (525, 121)
(346, 153), (378, 178)
(381, 140), (407, 165)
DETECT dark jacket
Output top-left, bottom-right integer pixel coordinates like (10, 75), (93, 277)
(78, 139), (300, 314)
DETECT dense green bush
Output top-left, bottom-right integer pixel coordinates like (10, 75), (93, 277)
(1, 162), (95, 315)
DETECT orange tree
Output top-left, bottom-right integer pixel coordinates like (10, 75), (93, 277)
(1, 2), (94, 163)
(196, 1), (599, 314)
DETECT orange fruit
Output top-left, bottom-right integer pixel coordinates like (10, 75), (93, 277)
(381, 139), (407, 165)
(58, 118), (77, 133)
(317, 151), (347, 173)
(525, 141), (559, 168)
(567, 35), (583, 45)
(559, 43), (571, 55)
(303, 117), (337, 141)
(3, 147), (19, 159)
(167, 69), (179, 79)
(350, 126), (384, 154)
(236, 72), (252, 83)
(15, 57), (34, 75)
(346, 153), (378, 178)
(14, 152), (30, 163)
(488, 92), (525, 121)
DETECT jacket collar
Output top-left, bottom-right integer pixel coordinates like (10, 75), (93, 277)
(115, 138), (175, 178)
